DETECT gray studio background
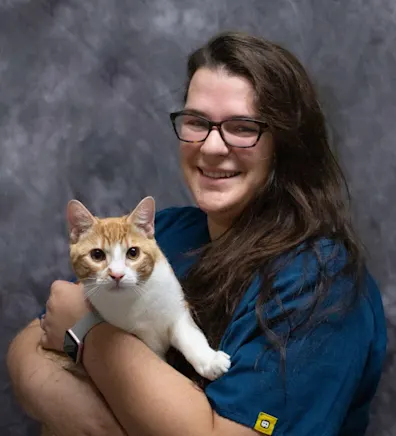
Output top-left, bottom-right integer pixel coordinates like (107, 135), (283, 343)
(1, 1), (395, 435)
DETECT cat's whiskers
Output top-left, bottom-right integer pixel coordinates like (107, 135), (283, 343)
(84, 288), (100, 300)
(82, 277), (98, 284)
(83, 281), (107, 300)
(133, 283), (148, 298)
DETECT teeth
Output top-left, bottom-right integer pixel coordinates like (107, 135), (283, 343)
(202, 171), (239, 179)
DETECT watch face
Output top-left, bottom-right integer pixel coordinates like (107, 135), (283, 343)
(64, 330), (80, 362)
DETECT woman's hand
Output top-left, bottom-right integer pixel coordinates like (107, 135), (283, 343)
(40, 280), (90, 352)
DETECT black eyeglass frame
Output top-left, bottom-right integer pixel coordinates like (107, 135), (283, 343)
(169, 111), (269, 148)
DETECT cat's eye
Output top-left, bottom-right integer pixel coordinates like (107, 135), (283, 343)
(90, 249), (106, 262)
(127, 247), (140, 260)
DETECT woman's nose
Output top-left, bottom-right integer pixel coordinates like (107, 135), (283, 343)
(199, 128), (229, 155)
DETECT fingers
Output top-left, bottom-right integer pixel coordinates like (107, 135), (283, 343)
(50, 280), (81, 295)
(40, 332), (61, 351)
(40, 314), (46, 331)
(40, 332), (50, 350)
(40, 328), (64, 352)
(48, 280), (85, 313)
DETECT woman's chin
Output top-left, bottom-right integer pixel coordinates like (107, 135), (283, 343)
(195, 193), (244, 219)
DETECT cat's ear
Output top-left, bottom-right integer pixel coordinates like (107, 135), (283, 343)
(67, 200), (96, 243)
(127, 196), (155, 239)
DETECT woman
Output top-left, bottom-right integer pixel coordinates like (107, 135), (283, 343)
(7, 31), (387, 436)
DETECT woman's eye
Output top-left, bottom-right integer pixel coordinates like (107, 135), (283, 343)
(225, 121), (260, 136)
(187, 120), (203, 126)
(127, 247), (140, 259)
(90, 249), (106, 262)
(231, 125), (257, 134)
(236, 126), (253, 132)
(183, 116), (207, 129)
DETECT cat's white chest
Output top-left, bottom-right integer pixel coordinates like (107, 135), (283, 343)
(88, 260), (186, 355)
(87, 258), (231, 381)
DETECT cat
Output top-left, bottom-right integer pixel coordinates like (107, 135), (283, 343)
(67, 195), (231, 377)
(40, 196), (231, 436)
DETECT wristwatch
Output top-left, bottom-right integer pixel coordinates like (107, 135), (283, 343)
(63, 310), (104, 364)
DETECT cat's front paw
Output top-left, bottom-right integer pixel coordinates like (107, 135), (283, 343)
(196, 350), (231, 381)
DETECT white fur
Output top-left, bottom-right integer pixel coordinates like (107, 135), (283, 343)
(108, 243), (126, 277)
(85, 257), (231, 381)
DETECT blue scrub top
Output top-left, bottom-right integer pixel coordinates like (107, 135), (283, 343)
(154, 206), (387, 436)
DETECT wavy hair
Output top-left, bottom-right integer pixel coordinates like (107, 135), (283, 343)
(168, 31), (365, 385)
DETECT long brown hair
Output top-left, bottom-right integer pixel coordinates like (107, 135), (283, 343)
(168, 31), (365, 384)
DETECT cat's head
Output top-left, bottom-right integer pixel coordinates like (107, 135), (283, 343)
(66, 196), (160, 293)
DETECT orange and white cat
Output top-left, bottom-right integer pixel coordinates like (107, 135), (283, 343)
(66, 196), (231, 381)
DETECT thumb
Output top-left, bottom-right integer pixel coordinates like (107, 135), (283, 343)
(40, 332), (51, 350)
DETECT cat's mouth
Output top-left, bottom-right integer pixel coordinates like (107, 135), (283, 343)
(107, 280), (139, 292)
(108, 282), (125, 291)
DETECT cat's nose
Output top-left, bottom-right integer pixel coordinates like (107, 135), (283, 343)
(109, 272), (125, 282)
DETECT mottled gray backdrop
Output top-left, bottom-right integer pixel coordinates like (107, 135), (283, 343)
(0, 1), (395, 435)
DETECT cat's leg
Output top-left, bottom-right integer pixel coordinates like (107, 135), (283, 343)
(169, 311), (231, 381)
(134, 330), (168, 361)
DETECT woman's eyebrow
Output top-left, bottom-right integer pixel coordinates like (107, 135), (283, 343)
(182, 108), (209, 117)
(183, 107), (258, 119)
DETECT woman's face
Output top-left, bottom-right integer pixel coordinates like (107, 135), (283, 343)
(180, 68), (274, 227)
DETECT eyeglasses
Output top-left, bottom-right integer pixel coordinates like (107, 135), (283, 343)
(169, 111), (268, 148)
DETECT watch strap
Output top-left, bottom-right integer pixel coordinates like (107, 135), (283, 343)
(72, 309), (104, 340)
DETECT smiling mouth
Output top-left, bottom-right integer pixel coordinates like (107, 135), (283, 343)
(199, 168), (241, 179)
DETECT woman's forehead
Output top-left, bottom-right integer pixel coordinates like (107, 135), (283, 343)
(185, 68), (258, 120)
